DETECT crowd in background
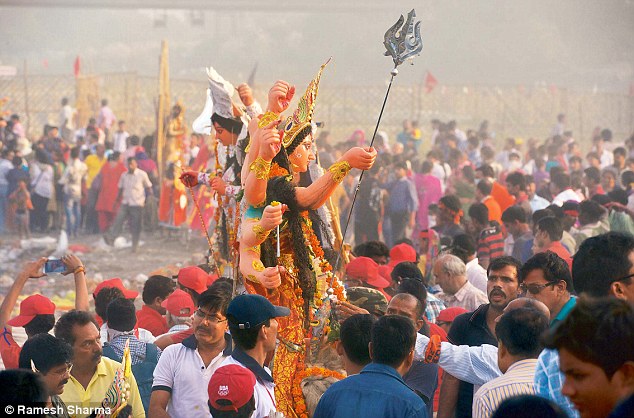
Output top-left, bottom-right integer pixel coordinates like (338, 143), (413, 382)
(0, 98), (634, 418)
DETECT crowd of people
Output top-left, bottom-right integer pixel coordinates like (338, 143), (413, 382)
(0, 99), (161, 250)
(1, 79), (634, 418)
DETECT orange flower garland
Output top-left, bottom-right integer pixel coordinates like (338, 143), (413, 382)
(291, 359), (347, 418)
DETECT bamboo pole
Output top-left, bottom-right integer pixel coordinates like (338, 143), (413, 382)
(157, 40), (170, 187)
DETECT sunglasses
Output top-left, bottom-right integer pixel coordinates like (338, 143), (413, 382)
(519, 282), (556, 295)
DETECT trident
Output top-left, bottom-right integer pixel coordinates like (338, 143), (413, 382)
(333, 9), (423, 277)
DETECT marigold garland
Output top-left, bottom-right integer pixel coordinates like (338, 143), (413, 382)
(291, 360), (347, 418)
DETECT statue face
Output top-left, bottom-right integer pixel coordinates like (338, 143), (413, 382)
(288, 137), (315, 173)
(213, 122), (237, 147)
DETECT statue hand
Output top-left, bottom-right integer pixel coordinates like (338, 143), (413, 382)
(260, 203), (287, 231)
(211, 177), (227, 195)
(257, 119), (282, 161)
(342, 146), (377, 171)
(259, 266), (284, 289)
(237, 83), (254, 107)
(267, 80), (295, 114)
(180, 171), (199, 187)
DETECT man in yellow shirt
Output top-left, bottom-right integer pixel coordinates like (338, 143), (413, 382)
(55, 310), (145, 418)
(84, 144), (107, 188)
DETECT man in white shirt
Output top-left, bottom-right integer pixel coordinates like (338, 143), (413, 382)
(450, 234), (488, 293)
(433, 254), (488, 312)
(218, 294), (290, 418)
(472, 306), (549, 418)
(59, 147), (87, 237)
(150, 287), (233, 418)
(59, 97), (77, 144)
(413, 298), (551, 418)
(112, 120), (130, 154)
(550, 173), (581, 206)
(104, 157), (152, 252)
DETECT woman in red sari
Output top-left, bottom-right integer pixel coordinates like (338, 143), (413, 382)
(95, 152), (127, 232)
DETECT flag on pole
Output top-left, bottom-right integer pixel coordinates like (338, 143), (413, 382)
(424, 71), (438, 93)
(73, 56), (80, 78)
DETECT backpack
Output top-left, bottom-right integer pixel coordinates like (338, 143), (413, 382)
(102, 341), (159, 415)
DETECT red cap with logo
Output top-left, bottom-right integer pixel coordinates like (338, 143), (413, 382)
(345, 256), (390, 289)
(388, 243), (417, 267)
(208, 365), (256, 412)
(162, 289), (195, 318)
(93, 278), (139, 299)
(8, 295), (56, 327)
(177, 266), (209, 294)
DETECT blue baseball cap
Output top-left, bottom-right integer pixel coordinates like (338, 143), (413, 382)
(227, 294), (290, 329)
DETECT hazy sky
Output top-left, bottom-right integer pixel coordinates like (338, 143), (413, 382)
(0, 0), (632, 91)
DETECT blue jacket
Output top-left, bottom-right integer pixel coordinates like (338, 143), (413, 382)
(314, 363), (428, 418)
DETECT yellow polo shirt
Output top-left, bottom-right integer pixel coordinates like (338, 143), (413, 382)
(61, 357), (145, 418)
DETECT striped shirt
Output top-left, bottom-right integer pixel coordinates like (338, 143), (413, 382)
(477, 225), (505, 267)
(472, 359), (538, 418)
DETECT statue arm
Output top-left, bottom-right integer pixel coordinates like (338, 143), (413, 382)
(295, 147), (377, 209)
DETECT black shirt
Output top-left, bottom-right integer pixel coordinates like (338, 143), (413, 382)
(447, 303), (497, 418)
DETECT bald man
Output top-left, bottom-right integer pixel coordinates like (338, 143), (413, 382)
(413, 298), (550, 387)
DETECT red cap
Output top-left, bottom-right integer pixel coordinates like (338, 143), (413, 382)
(93, 278), (139, 299)
(378, 264), (394, 286)
(177, 266), (208, 294)
(8, 295), (56, 327)
(206, 272), (219, 287)
(388, 243), (417, 267)
(436, 307), (468, 323)
(346, 257), (390, 289)
(162, 289), (195, 318)
(208, 365), (256, 412)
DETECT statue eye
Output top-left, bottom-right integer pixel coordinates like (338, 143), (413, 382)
(286, 121), (293, 131)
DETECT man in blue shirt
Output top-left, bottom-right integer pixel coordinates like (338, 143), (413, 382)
(382, 161), (418, 247)
(314, 315), (428, 418)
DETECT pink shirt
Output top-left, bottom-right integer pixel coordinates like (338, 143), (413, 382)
(97, 106), (116, 129)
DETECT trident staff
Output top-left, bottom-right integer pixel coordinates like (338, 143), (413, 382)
(334, 9), (424, 277)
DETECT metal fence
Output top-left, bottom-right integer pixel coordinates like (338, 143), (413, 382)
(2, 72), (633, 149)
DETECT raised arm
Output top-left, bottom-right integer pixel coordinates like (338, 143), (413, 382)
(60, 254), (89, 311)
(413, 333), (501, 386)
(0, 258), (47, 330)
(295, 147), (377, 209)
(243, 119), (282, 206)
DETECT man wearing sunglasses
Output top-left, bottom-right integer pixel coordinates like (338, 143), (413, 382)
(150, 286), (233, 418)
(19, 334), (74, 418)
(518, 251), (576, 325)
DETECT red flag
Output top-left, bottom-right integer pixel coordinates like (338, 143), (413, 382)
(425, 71), (438, 93)
(73, 56), (80, 78)
(42, 59), (49, 69)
